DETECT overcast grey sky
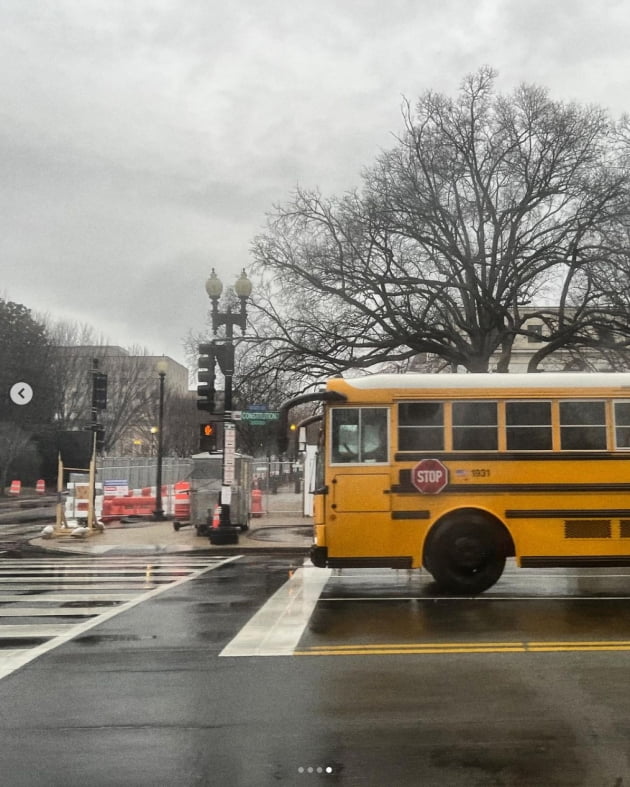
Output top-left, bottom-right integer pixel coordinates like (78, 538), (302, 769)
(2, 0), (630, 367)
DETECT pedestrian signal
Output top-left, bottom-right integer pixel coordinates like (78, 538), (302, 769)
(199, 422), (217, 452)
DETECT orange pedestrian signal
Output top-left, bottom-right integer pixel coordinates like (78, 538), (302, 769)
(199, 422), (218, 453)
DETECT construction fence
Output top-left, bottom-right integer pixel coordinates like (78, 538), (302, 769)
(91, 457), (193, 490)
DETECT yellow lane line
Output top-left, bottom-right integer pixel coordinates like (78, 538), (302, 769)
(294, 640), (630, 656)
(305, 641), (520, 649)
(295, 647), (525, 656)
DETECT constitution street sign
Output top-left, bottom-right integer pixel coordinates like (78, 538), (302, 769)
(241, 411), (279, 422)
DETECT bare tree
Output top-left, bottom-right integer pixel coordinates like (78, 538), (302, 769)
(251, 68), (630, 379)
(141, 388), (199, 458)
(524, 214), (630, 371)
(45, 319), (165, 453)
(45, 321), (109, 428)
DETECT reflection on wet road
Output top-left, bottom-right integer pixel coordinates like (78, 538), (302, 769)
(222, 559), (630, 657)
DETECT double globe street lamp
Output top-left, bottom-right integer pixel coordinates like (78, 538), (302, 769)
(205, 269), (253, 412)
(204, 268), (253, 539)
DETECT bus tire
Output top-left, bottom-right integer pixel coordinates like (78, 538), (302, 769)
(424, 512), (507, 594)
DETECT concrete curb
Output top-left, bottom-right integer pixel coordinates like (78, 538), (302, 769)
(27, 519), (313, 557)
(3, 489), (314, 557)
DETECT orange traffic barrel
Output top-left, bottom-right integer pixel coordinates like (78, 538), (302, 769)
(250, 488), (264, 517)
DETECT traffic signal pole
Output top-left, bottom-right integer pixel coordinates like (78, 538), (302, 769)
(217, 316), (235, 529)
(198, 311), (237, 530)
(201, 269), (252, 544)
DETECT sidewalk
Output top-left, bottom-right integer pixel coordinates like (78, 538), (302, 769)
(27, 489), (313, 556)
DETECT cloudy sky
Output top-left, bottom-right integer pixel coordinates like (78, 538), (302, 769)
(2, 0), (630, 369)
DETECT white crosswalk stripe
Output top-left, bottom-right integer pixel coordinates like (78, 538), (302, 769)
(0, 554), (239, 680)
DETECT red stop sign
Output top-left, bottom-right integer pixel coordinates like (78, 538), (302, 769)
(412, 458), (449, 494)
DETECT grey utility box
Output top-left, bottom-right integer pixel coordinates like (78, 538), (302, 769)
(189, 452), (253, 535)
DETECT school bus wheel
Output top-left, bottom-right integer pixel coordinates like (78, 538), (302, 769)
(423, 510), (513, 595)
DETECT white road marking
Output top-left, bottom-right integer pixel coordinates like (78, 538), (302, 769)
(219, 562), (630, 658)
(0, 555), (240, 681)
(0, 624), (74, 638)
(220, 562), (332, 657)
(0, 593), (137, 602)
(0, 607), (112, 617)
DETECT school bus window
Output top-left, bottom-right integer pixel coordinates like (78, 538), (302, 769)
(506, 401), (552, 451)
(452, 401), (498, 451)
(614, 401), (630, 449)
(331, 407), (388, 464)
(398, 402), (444, 451)
(315, 429), (325, 486)
(559, 400), (606, 450)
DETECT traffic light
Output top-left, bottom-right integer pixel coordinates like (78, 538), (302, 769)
(199, 422), (217, 452)
(92, 372), (108, 410)
(197, 343), (216, 412)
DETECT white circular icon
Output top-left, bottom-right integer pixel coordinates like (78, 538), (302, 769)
(10, 382), (33, 406)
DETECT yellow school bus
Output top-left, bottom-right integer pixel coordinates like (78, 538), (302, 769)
(279, 372), (630, 593)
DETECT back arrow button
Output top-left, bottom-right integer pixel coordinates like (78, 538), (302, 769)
(9, 382), (33, 405)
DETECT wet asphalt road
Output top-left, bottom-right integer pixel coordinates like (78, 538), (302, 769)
(1, 556), (630, 786)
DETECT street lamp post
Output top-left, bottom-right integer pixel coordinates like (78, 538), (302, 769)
(205, 269), (252, 537)
(150, 426), (158, 455)
(152, 357), (168, 520)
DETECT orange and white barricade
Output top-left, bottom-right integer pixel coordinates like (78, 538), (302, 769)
(65, 482), (103, 528)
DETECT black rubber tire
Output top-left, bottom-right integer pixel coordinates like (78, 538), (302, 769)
(425, 513), (507, 594)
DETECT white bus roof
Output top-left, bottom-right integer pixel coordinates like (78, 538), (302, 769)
(331, 372), (630, 392)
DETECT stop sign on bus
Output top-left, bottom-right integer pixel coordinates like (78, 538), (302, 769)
(412, 458), (449, 494)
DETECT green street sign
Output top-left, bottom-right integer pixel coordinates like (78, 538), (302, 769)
(241, 410), (279, 422)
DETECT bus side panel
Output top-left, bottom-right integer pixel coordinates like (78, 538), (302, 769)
(395, 488), (630, 567)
